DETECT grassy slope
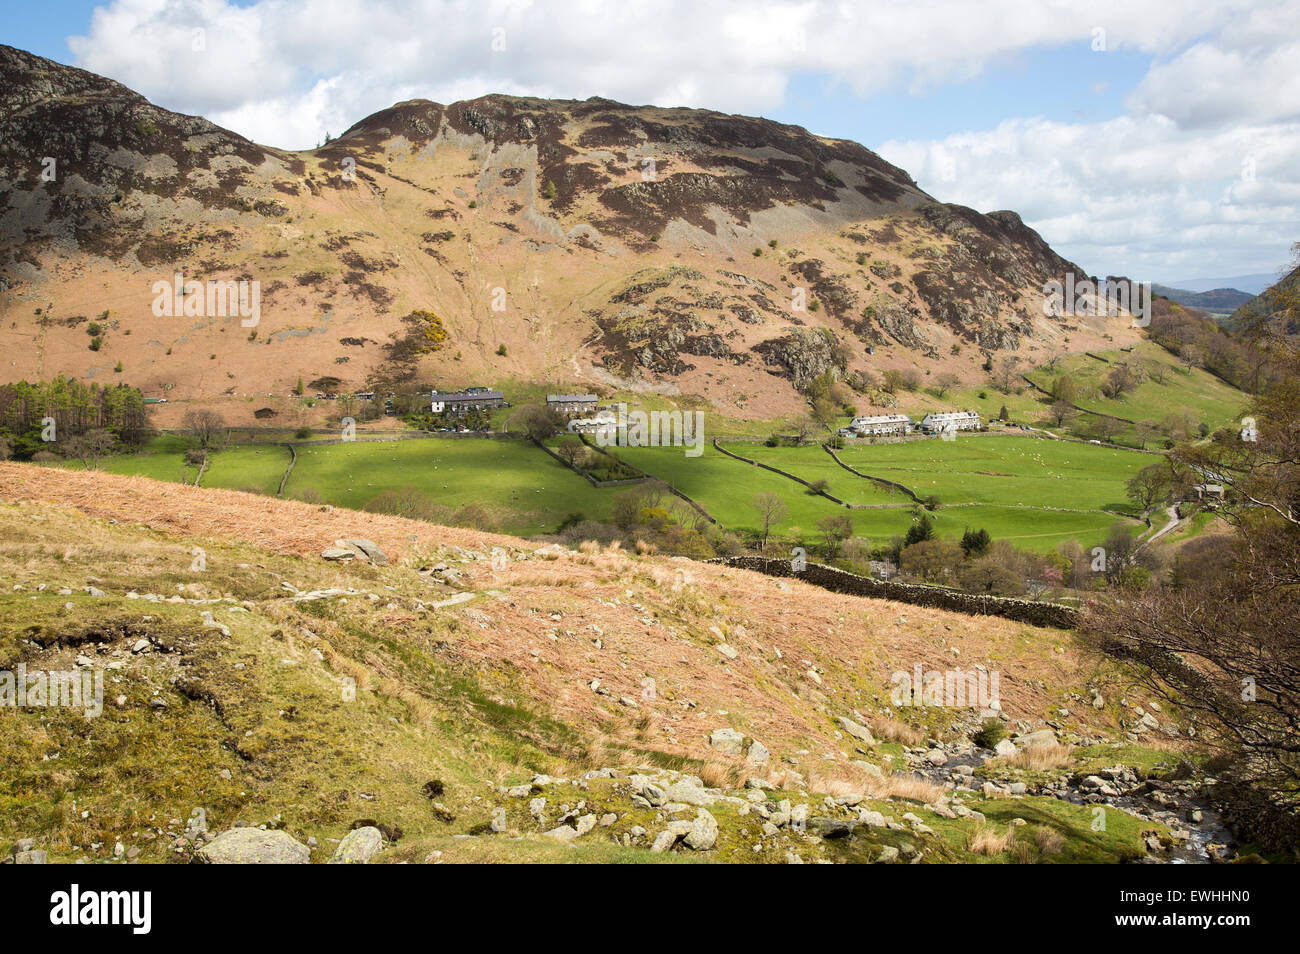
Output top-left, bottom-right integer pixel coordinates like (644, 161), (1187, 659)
(284, 438), (617, 535)
(0, 485), (1174, 864)
(1021, 342), (1250, 435)
(621, 436), (1145, 550)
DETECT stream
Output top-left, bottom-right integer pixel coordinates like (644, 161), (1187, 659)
(904, 744), (1235, 863)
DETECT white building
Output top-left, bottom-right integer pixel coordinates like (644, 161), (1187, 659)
(567, 409), (618, 442)
(848, 413), (913, 436)
(920, 411), (981, 434)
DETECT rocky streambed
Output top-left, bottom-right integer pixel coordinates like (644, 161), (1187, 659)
(903, 734), (1235, 863)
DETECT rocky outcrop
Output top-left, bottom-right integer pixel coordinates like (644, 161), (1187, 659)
(753, 327), (847, 391)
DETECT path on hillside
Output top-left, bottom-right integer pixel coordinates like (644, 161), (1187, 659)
(1138, 505), (1181, 550)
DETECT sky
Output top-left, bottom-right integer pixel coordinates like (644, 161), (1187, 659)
(6, 0), (1300, 285)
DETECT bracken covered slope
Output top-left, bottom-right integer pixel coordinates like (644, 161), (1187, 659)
(0, 45), (1139, 425)
(1, 463), (1188, 863)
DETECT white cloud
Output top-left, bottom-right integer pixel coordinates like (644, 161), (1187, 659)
(880, 115), (1300, 278)
(68, 0), (1242, 147)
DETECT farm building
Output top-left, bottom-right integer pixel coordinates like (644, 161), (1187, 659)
(430, 389), (507, 415)
(547, 393), (599, 416)
(567, 409), (618, 441)
(920, 410), (981, 433)
(848, 413), (913, 436)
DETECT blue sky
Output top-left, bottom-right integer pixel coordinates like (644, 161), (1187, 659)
(8, 0), (1300, 284)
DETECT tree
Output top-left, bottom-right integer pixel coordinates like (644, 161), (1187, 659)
(1050, 400), (1078, 427)
(959, 526), (992, 557)
(511, 404), (564, 442)
(1135, 418), (1160, 449)
(958, 558), (1027, 596)
(751, 492), (788, 552)
(1126, 462), (1172, 515)
(1101, 363), (1140, 398)
(900, 539), (963, 583)
(817, 513), (853, 558)
(182, 409), (226, 449)
(811, 394), (838, 428)
(1094, 416), (1124, 443)
(934, 372), (960, 397)
(903, 513), (935, 547)
(1051, 374), (1079, 403)
(1083, 385), (1300, 799)
(1100, 523), (1137, 584)
(555, 437), (586, 469)
(63, 428), (115, 469)
(990, 355), (1022, 393)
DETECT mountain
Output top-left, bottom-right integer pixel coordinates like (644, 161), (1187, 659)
(1152, 284), (1253, 316)
(0, 45), (1133, 425)
(1165, 273), (1280, 296)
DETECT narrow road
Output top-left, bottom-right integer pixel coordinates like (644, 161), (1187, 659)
(1138, 505), (1180, 550)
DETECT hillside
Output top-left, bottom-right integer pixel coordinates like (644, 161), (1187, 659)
(0, 44), (1145, 427)
(1152, 284), (1253, 317)
(1228, 262), (1300, 335)
(0, 462), (1218, 863)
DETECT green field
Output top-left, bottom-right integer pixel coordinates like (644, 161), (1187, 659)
(58, 428), (1157, 551)
(617, 434), (1146, 550)
(283, 438), (618, 535)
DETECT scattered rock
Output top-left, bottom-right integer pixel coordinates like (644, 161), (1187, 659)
(708, 728), (745, 756)
(328, 826), (384, 864)
(197, 829), (310, 864)
(683, 809), (718, 850)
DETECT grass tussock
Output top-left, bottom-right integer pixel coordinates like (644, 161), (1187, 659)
(807, 765), (949, 805)
(1034, 825), (1066, 855)
(865, 713), (924, 746)
(970, 825), (1016, 856)
(987, 743), (1074, 772)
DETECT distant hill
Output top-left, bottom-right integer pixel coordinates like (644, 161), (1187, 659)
(1166, 273), (1280, 295)
(1152, 284), (1253, 316)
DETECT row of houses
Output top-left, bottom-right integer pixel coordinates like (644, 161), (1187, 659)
(839, 410), (982, 438)
(429, 387), (507, 415)
(427, 390), (602, 418)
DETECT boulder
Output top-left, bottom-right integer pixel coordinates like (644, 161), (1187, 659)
(328, 826), (384, 864)
(993, 738), (1018, 757)
(649, 829), (679, 853)
(708, 728), (745, 756)
(683, 809), (718, 850)
(811, 817), (852, 839)
(666, 778), (716, 806)
(337, 539), (387, 565)
(746, 739), (770, 764)
(837, 717), (877, 745)
(198, 828), (311, 864)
